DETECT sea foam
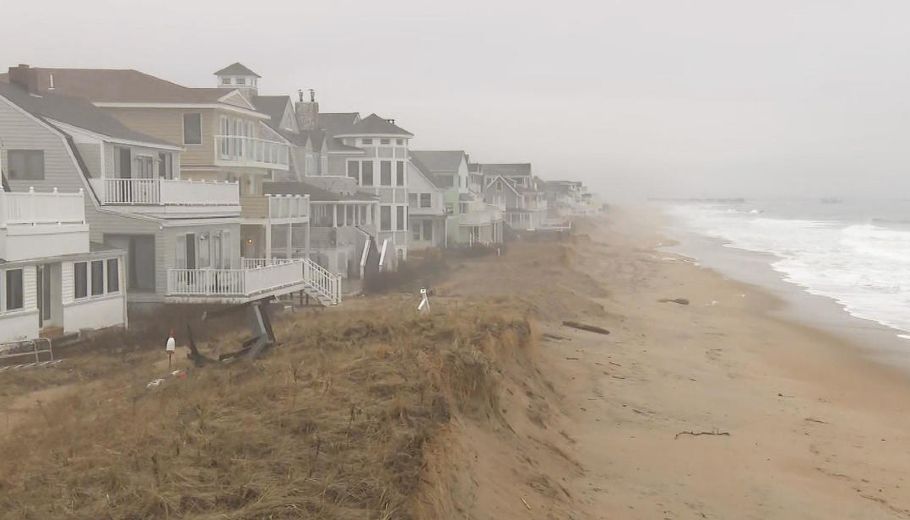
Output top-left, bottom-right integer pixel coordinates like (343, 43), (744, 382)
(669, 204), (910, 338)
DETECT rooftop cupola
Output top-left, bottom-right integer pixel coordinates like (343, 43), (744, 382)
(214, 62), (261, 96)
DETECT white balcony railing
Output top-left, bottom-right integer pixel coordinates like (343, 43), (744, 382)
(215, 135), (290, 170)
(90, 178), (239, 206)
(0, 187), (85, 227)
(167, 258), (304, 299)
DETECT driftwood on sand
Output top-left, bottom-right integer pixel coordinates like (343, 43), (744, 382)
(674, 428), (731, 440)
(562, 321), (611, 335)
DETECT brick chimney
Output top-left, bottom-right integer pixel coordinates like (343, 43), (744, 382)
(9, 64), (39, 94)
(294, 88), (319, 131)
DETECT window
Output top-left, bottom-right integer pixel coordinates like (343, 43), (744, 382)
(91, 261), (104, 296)
(396, 206), (406, 231)
(4, 269), (23, 311)
(183, 113), (202, 145)
(362, 138), (373, 145)
(236, 77), (246, 85)
(408, 193), (418, 206)
(380, 138), (390, 145)
(136, 156), (154, 179)
(158, 153), (173, 179)
(74, 262), (88, 299)
(380, 206), (391, 231)
(396, 161), (405, 186)
(412, 225), (421, 241)
(107, 259), (120, 293)
(347, 161), (360, 182)
(396, 139), (404, 145)
(422, 220), (433, 241)
(7, 150), (45, 180)
(362, 161), (374, 186)
(380, 161), (392, 186)
(420, 193), (432, 208)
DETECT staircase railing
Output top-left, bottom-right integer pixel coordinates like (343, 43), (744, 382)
(302, 257), (342, 305)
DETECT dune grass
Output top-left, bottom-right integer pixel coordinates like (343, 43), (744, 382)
(0, 298), (533, 519)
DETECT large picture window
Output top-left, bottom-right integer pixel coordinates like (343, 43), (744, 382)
(396, 206), (406, 231)
(396, 161), (405, 186)
(7, 150), (45, 180)
(74, 262), (88, 299)
(380, 206), (391, 231)
(362, 161), (374, 186)
(107, 259), (120, 293)
(183, 113), (202, 145)
(91, 261), (104, 296)
(4, 269), (24, 311)
(380, 161), (392, 186)
(347, 161), (360, 182)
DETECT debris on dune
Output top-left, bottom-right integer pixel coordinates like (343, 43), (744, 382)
(659, 298), (690, 305)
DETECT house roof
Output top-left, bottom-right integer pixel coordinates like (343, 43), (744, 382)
(318, 112), (360, 135)
(408, 154), (448, 190)
(263, 181), (377, 202)
(214, 62), (260, 78)
(409, 150), (466, 173)
(0, 81), (177, 147)
(342, 113), (413, 137)
(480, 163), (532, 177)
(252, 95), (292, 131)
(0, 68), (240, 104)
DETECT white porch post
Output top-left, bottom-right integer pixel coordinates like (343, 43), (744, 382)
(332, 203), (338, 228)
(286, 223), (293, 259)
(304, 222), (311, 260)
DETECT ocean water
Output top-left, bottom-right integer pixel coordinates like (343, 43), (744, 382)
(665, 199), (910, 340)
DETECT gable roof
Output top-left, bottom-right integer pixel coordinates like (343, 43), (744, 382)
(0, 68), (240, 104)
(252, 95), (293, 130)
(0, 81), (177, 147)
(214, 62), (260, 77)
(409, 150), (466, 174)
(485, 175), (522, 196)
(340, 113), (413, 137)
(480, 163), (532, 177)
(408, 154), (446, 190)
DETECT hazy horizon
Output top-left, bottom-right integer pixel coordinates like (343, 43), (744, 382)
(3, 0), (908, 201)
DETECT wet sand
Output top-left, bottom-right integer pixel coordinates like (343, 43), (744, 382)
(544, 206), (910, 519)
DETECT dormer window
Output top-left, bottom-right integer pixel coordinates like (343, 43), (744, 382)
(362, 138), (373, 145)
(235, 77), (246, 85)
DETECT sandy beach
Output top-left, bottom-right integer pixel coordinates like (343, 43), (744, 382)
(530, 206), (910, 519)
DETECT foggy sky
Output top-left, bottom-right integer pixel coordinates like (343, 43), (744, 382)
(2, 0), (909, 200)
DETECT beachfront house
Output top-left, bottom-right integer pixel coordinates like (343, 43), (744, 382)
(0, 172), (126, 343)
(409, 150), (503, 247)
(406, 155), (448, 250)
(0, 65), (335, 305)
(480, 163), (547, 231)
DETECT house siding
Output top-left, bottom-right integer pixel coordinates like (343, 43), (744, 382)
(0, 96), (85, 194)
(101, 107), (217, 167)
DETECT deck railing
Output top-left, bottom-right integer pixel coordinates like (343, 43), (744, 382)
(90, 178), (239, 206)
(303, 257), (341, 305)
(167, 258), (303, 298)
(0, 187), (85, 227)
(215, 135), (289, 169)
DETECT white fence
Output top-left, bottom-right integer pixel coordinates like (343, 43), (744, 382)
(0, 187), (85, 227)
(90, 178), (239, 206)
(215, 135), (290, 169)
(167, 258), (303, 298)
